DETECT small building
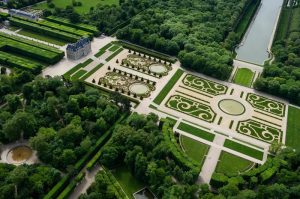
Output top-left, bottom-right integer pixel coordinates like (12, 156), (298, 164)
(8, 9), (39, 21)
(66, 38), (92, 60)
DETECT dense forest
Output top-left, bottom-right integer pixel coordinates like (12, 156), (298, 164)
(254, 1), (300, 105)
(80, 115), (300, 199)
(6, 0), (44, 9)
(0, 163), (61, 199)
(116, 0), (249, 80)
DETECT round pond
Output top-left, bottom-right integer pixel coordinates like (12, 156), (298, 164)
(7, 146), (33, 164)
(149, 64), (167, 74)
(129, 83), (149, 95)
(218, 99), (245, 116)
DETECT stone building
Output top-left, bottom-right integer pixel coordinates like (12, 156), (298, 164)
(8, 9), (38, 21)
(66, 38), (92, 60)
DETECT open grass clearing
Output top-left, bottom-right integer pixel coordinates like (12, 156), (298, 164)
(177, 122), (215, 142)
(33, 0), (119, 15)
(223, 139), (264, 160)
(153, 69), (184, 105)
(233, 68), (254, 87)
(216, 151), (254, 176)
(286, 106), (300, 151)
(17, 29), (66, 46)
(111, 165), (145, 199)
(180, 135), (209, 165)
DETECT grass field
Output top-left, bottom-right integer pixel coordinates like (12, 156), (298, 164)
(286, 106), (300, 151)
(33, 0), (119, 14)
(153, 69), (184, 105)
(17, 29), (66, 46)
(216, 152), (254, 176)
(108, 45), (120, 52)
(274, 7), (290, 42)
(224, 139), (264, 160)
(177, 122), (215, 142)
(181, 135), (209, 164)
(111, 166), (145, 199)
(233, 68), (254, 87)
(71, 69), (87, 80)
(289, 7), (300, 32)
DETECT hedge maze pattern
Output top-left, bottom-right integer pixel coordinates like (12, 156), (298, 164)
(246, 93), (286, 117)
(121, 54), (171, 76)
(98, 72), (155, 97)
(236, 119), (282, 143)
(182, 74), (228, 96)
(166, 95), (216, 123)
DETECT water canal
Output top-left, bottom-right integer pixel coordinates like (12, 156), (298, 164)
(235, 0), (284, 65)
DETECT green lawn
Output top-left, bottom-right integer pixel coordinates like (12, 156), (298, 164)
(233, 68), (254, 87)
(216, 152), (254, 176)
(105, 48), (123, 61)
(111, 166), (145, 199)
(153, 69), (184, 105)
(177, 122), (215, 142)
(108, 45), (120, 52)
(274, 7), (290, 42)
(181, 135), (209, 165)
(17, 29), (67, 46)
(33, 0), (119, 14)
(286, 106), (300, 151)
(71, 69), (87, 80)
(289, 7), (300, 32)
(224, 139), (264, 160)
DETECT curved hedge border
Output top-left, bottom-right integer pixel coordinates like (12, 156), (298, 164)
(210, 157), (287, 188)
(162, 119), (200, 181)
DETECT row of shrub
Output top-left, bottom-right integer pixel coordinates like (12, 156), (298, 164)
(39, 19), (92, 38)
(98, 168), (128, 199)
(0, 51), (42, 72)
(0, 12), (9, 20)
(9, 17), (80, 42)
(0, 38), (62, 64)
(0, 32), (64, 55)
(46, 16), (100, 36)
(161, 119), (200, 182)
(56, 171), (85, 199)
(44, 114), (128, 199)
(210, 157), (287, 189)
(115, 40), (177, 63)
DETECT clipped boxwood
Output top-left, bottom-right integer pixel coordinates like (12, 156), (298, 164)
(9, 17), (80, 42)
(46, 16), (100, 36)
(162, 121), (200, 181)
(210, 173), (229, 188)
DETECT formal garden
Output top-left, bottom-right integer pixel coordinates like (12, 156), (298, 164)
(232, 68), (255, 87)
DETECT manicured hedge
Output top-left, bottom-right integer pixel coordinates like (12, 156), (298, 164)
(162, 120), (200, 181)
(116, 40), (177, 63)
(57, 171), (85, 199)
(0, 51), (42, 72)
(9, 17), (80, 42)
(0, 38), (62, 64)
(0, 32), (64, 55)
(39, 20), (92, 38)
(101, 168), (128, 199)
(43, 174), (71, 199)
(210, 173), (229, 188)
(46, 16), (100, 36)
(0, 12), (9, 20)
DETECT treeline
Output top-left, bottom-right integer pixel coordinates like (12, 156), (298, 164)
(0, 77), (130, 171)
(254, 2), (300, 104)
(6, 0), (44, 9)
(87, 114), (200, 198)
(116, 0), (249, 80)
(0, 163), (61, 199)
